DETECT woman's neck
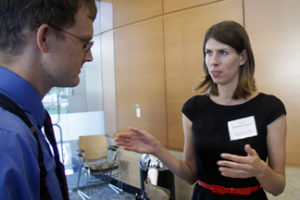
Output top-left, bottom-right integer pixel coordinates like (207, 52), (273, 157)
(210, 85), (258, 106)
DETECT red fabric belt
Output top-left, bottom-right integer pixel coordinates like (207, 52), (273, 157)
(198, 180), (261, 195)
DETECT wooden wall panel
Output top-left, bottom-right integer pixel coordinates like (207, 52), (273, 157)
(113, 0), (163, 27)
(164, 0), (244, 150)
(101, 31), (118, 137)
(163, 0), (220, 13)
(244, 0), (300, 166)
(114, 18), (168, 146)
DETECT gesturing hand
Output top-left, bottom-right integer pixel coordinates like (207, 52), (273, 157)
(115, 127), (159, 155)
(217, 144), (267, 179)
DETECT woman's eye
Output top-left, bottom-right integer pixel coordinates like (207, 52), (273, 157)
(205, 50), (213, 56)
(219, 50), (228, 55)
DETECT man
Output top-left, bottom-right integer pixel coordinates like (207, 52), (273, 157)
(0, 0), (97, 199)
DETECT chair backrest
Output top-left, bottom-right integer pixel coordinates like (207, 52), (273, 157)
(78, 134), (108, 162)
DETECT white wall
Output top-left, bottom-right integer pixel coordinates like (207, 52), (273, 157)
(51, 110), (105, 142)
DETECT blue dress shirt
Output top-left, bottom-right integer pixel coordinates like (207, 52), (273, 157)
(0, 67), (63, 200)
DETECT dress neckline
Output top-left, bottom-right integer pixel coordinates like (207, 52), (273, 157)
(207, 92), (262, 108)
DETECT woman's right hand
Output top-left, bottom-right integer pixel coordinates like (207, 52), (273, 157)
(115, 127), (160, 155)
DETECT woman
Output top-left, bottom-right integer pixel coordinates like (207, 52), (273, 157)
(115, 21), (287, 200)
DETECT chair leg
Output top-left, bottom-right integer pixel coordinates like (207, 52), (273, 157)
(115, 166), (123, 192)
(86, 168), (91, 197)
(77, 165), (82, 189)
(77, 165), (91, 199)
(108, 167), (123, 194)
(109, 184), (123, 194)
(77, 190), (90, 200)
(119, 167), (123, 191)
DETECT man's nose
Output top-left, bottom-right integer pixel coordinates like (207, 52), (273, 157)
(84, 50), (93, 62)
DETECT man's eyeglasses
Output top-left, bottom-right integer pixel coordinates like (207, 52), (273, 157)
(49, 24), (94, 52)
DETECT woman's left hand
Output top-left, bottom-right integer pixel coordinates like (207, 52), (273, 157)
(217, 144), (267, 179)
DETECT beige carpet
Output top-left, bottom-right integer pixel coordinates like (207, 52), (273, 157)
(267, 166), (300, 200)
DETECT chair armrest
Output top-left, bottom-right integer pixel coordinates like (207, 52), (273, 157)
(108, 145), (118, 151)
(108, 145), (120, 161)
(77, 149), (86, 161)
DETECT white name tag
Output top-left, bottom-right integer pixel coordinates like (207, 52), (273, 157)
(227, 116), (258, 141)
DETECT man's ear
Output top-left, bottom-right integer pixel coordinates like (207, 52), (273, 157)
(239, 49), (248, 66)
(36, 24), (50, 53)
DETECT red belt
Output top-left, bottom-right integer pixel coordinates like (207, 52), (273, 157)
(198, 180), (261, 195)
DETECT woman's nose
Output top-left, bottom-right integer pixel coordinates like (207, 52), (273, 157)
(210, 53), (219, 66)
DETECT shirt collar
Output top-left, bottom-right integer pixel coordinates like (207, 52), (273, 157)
(0, 67), (45, 127)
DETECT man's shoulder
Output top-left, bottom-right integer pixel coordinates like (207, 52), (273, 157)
(0, 108), (34, 138)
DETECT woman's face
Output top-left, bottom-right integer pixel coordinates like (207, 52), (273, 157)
(204, 38), (246, 87)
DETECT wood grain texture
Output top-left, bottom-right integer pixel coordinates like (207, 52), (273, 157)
(163, 0), (220, 13)
(245, 0), (300, 165)
(164, 0), (244, 149)
(113, 0), (163, 27)
(114, 17), (168, 146)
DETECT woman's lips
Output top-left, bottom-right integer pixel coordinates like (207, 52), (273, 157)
(211, 71), (221, 78)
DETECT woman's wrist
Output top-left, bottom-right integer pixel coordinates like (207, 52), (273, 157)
(153, 141), (164, 157)
(255, 160), (268, 180)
